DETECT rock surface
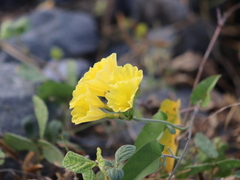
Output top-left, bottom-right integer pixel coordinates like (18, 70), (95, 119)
(0, 63), (35, 135)
(0, 8), (99, 63)
(133, 0), (188, 26)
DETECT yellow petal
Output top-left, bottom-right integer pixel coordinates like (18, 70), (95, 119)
(71, 98), (106, 124)
(106, 77), (141, 112)
(108, 64), (143, 86)
(83, 53), (117, 96)
(70, 81), (105, 109)
(159, 99), (181, 173)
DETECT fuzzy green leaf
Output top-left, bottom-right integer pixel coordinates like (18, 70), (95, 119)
(82, 169), (96, 180)
(33, 95), (48, 139)
(115, 145), (136, 166)
(194, 133), (218, 158)
(190, 75), (221, 107)
(62, 151), (97, 173)
(96, 147), (106, 176)
(106, 168), (124, 180)
(122, 140), (164, 180)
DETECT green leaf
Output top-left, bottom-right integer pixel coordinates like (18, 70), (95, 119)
(17, 64), (47, 83)
(190, 75), (221, 107)
(134, 111), (167, 150)
(62, 151), (97, 173)
(115, 145), (136, 166)
(13, 16), (29, 35)
(96, 171), (105, 180)
(0, 20), (14, 39)
(50, 46), (64, 60)
(122, 140), (164, 180)
(234, 170), (240, 178)
(106, 168), (124, 180)
(104, 159), (114, 167)
(3, 133), (37, 151)
(194, 133), (218, 158)
(216, 159), (240, 169)
(96, 147), (106, 176)
(45, 120), (63, 142)
(166, 125), (176, 134)
(82, 169), (96, 180)
(184, 163), (212, 175)
(37, 80), (74, 102)
(0, 148), (5, 165)
(33, 95), (48, 139)
(66, 59), (78, 87)
(38, 139), (64, 167)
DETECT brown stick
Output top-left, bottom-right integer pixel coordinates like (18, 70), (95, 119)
(193, 3), (240, 89)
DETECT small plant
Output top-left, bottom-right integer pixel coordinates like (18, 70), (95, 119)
(61, 52), (240, 180)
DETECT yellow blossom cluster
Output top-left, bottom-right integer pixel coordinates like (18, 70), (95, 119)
(69, 53), (143, 124)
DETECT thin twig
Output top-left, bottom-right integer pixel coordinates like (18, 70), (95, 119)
(0, 168), (38, 177)
(168, 106), (198, 180)
(205, 102), (240, 122)
(0, 40), (46, 68)
(180, 107), (195, 114)
(193, 2), (240, 89)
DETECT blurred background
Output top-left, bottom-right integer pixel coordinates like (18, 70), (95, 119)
(0, 0), (240, 179)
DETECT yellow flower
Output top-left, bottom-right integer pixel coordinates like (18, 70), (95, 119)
(71, 97), (107, 124)
(69, 80), (105, 109)
(83, 53), (117, 96)
(106, 64), (143, 112)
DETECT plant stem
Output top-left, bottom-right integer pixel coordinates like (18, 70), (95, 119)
(168, 106), (198, 180)
(132, 117), (188, 131)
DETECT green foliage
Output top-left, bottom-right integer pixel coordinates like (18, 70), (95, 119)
(122, 140), (164, 180)
(45, 120), (63, 142)
(17, 63), (47, 83)
(50, 46), (64, 60)
(0, 148), (5, 165)
(33, 95), (49, 139)
(234, 170), (240, 178)
(96, 147), (107, 176)
(190, 75), (221, 107)
(66, 59), (78, 87)
(115, 145), (136, 167)
(82, 169), (97, 180)
(217, 159), (240, 169)
(3, 133), (37, 151)
(194, 133), (218, 158)
(37, 80), (74, 102)
(182, 159), (240, 177)
(0, 17), (29, 39)
(62, 151), (97, 173)
(106, 168), (124, 180)
(38, 139), (64, 167)
(135, 23), (148, 39)
(134, 111), (167, 150)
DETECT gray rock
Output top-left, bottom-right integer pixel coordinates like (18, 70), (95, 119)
(43, 58), (90, 82)
(133, 0), (188, 26)
(0, 8), (99, 63)
(0, 63), (35, 135)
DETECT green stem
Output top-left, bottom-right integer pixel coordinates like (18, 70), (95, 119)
(132, 117), (188, 131)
